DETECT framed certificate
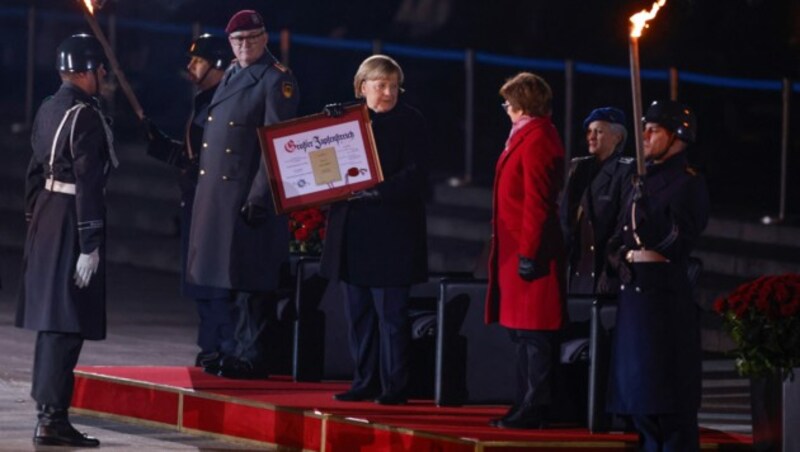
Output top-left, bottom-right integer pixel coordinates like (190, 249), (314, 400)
(258, 103), (383, 213)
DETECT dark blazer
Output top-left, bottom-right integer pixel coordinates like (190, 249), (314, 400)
(17, 83), (112, 340)
(561, 153), (634, 295)
(607, 151), (709, 415)
(187, 51), (299, 292)
(320, 102), (429, 287)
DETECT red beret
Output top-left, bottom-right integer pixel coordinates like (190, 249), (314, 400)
(225, 10), (265, 34)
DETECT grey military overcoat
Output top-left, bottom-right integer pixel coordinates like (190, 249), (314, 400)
(187, 51), (299, 292)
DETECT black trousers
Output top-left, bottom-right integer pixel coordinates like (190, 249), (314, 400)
(507, 329), (554, 409)
(232, 290), (277, 366)
(195, 295), (236, 356)
(31, 331), (84, 409)
(632, 412), (699, 452)
(342, 283), (410, 397)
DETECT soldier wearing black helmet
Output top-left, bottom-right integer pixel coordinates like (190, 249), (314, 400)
(143, 33), (236, 373)
(16, 33), (116, 447)
(606, 99), (709, 452)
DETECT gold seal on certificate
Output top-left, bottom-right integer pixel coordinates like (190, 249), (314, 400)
(258, 103), (383, 213)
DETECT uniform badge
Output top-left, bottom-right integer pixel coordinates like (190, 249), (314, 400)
(282, 82), (294, 99)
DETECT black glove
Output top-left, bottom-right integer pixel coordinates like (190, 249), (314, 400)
(322, 103), (345, 117)
(143, 117), (181, 163)
(240, 202), (269, 227)
(607, 245), (633, 285)
(631, 175), (644, 202)
(142, 116), (169, 142)
(518, 255), (536, 281)
(348, 189), (380, 201)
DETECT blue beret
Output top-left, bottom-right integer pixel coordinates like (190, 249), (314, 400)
(583, 107), (627, 130)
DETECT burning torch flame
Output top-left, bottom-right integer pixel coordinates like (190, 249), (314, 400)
(630, 0), (667, 38)
(82, 0), (94, 14)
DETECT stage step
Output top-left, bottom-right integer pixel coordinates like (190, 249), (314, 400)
(700, 359), (752, 435)
(71, 366), (753, 451)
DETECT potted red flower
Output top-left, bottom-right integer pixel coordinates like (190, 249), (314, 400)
(288, 207), (326, 255)
(714, 273), (800, 450)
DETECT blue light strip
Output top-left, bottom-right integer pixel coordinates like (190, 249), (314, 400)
(1, 6), (798, 93)
(292, 33), (372, 52)
(476, 53), (564, 71)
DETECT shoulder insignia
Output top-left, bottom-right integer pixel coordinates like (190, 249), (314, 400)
(618, 157), (635, 164)
(685, 166), (698, 176)
(273, 62), (288, 73)
(281, 81), (295, 99)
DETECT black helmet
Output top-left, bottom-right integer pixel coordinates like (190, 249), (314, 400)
(56, 34), (107, 73)
(643, 100), (697, 143)
(188, 34), (231, 70)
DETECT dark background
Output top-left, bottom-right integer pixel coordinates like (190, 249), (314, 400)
(1, 0), (798, 218)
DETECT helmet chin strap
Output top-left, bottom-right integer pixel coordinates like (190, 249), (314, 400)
(195, 66), (211, 88)
(93, 70), (101, 96)
(651, 133), (677, 162)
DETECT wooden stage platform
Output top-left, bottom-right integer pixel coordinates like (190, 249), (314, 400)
(72, 366), (752, 451)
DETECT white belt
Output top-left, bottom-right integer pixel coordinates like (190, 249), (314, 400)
(45, 178), (76, 195)
(626, 249), (669, 263)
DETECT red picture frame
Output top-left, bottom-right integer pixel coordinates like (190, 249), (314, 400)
(258, 104), (383, 213)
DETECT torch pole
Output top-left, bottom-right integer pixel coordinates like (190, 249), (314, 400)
(77, 1), (145, 120)
(629, 36), (646, 177)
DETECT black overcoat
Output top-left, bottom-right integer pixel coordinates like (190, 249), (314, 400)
(187, 51), (299, 292)
(607, 151), (709, 415)
(320, 102), (428, 287)
(16, 83), (113, 340)
(561, 153), (635, 294)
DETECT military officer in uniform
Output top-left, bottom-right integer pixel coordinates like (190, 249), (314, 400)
(606, 100), (709, 452)
(144, 34), (236, 371)
(16, 33), (117, 447)
(562, 106), (634, 295)
(186, 10), (299, 379)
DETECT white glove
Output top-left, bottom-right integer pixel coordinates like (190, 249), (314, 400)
(74, 248), (100, 289)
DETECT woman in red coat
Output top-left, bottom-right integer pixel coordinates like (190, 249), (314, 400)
(485, 72), (566, 429)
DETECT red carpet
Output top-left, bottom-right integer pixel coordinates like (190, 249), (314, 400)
(72, 366), (751, 451)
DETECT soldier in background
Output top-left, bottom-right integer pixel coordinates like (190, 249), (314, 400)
(16, 33), (117, 447)
(144, 34), (236, 372)
(561, 106), (634, 296)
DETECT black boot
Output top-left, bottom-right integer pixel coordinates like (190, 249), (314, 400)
(496, 403), (546, 429)
(489, 402), (521, 427)
(33, 405), (100, 447)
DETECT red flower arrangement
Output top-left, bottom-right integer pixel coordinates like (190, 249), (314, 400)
(713, 273), (800, 380)
(288, 207), (326, 255)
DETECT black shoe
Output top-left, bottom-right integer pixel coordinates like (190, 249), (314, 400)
(200, 353), (225, 375)
(495, 406), (545, 430)
(333, 389), (379, 402)
(216, 357), (269, 380)
(34, 406), (99, 447)
(375, 393), (407, 405)
(195, 351), (222, 367)
(489, 404), (520, 427)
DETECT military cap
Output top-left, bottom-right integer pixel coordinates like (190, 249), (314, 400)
(583, 107), (627, 130)
(225, 10), (265, 34)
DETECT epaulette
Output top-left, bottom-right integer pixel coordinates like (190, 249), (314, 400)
(685, 166), (698, 176)
(618, 157), (635, 164)
(272, 61), (289, 73)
